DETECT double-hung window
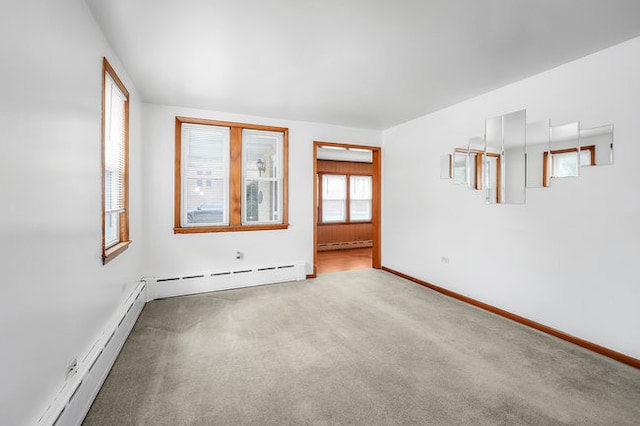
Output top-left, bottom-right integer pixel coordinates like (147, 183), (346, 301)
(349, 175), (372, 221)
(175, 117), (288, 233)
(102, 58), (130, 264)
(321, 174), (347, 222)
(242, 129), (284, 224)
(319, 174), (372, 223)
(181, 124), (230, 226)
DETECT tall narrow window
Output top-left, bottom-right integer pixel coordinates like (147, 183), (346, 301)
(102, 58), (130, 264)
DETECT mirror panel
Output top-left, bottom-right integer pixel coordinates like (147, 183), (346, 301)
(452, 150), (468, 185)
(580, 124), (613, 166)
(502, 110), (526, 204)
(526, 120), (550, 188)
(483, 110), (526, 204)
(440, 154), (451, 179)
(548, 122), (580, 185)
(484, 116), (503, 204)
(467, 137), (484, 190)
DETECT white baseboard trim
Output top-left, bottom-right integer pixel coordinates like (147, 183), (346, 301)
(148, 262), (306, 300)
(37, 282), (146, 426)
(36, 264), (305, 425)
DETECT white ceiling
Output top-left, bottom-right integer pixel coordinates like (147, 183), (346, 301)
(85, 0), (640, 130)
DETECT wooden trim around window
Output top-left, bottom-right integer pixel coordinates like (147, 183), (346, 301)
(317, 171), (373, 225)
(174, 116), (289, 233)
(382, 266), (640, 370)
(102, 57), (131, 265)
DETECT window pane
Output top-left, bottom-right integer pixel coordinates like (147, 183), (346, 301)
(242, 129), (283, 224)
(323, 200), (346, 222)
(103, 73), (126, 248)
(350, 200), (371, 221)
(182, 124), (229, 226)
(322, 174), (346, 222)
(105, 212), (119, 248)
(245, 180), (279, 223)
(350, 175), (372, 221)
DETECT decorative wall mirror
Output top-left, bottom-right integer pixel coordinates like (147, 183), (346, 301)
(484, 109), (526, 204)
(440, 109), (613, 204)
(525, 120), (550, 188)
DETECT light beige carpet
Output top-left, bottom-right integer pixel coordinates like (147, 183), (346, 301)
(84, 269), (640, 425)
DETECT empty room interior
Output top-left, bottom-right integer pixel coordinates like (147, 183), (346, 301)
(2, 1), (640, 425)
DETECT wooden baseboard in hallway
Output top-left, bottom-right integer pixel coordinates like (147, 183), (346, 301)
(317, 247), (372, 274)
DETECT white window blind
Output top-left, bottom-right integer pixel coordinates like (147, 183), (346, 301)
(242, 129), (284, 225)
(181, 124), (230, 226)
(104, 74), (126, 248)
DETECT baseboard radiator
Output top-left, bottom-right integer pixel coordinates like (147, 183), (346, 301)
(37, 282), (146, 426)
(317, 240), (372, 252)
(36, 263), (304, 425)
(148, 262), (306, 300)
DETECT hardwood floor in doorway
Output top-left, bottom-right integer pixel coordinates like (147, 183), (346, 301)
(317, 248), (372, 274)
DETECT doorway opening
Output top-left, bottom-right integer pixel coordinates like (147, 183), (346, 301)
(312, 142), (381, 276)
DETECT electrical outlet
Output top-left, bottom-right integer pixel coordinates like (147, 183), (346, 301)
(441, 256), (450, 264)
(65, 358), (78, 380)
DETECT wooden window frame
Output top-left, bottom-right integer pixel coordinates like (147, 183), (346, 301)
(543, 145), (595, 187)
(102, 58), (131, 264)
(318, 172), (373, 225)
(174, 117), (289, 234)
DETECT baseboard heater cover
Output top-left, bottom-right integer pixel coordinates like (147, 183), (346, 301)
(317, 240), (373, 251)
(37, 282), (146, 426)
(148, 262), (306, 300)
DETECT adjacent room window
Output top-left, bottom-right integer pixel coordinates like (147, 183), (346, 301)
(321, 174), (347, 222)
(102, 58), (130, 264)
(175, 117), (288, 233)
(319, 174), (372, 223)
(349, 175), (372, 221)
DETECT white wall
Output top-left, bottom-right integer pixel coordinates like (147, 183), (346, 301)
(141, 104), (381, 278)
(0, 1), (144, 424)
(382, 37), (640, 359)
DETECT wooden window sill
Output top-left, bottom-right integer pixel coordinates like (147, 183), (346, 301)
(174, 224), (289, 234)
(103, 240), (132, 265)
